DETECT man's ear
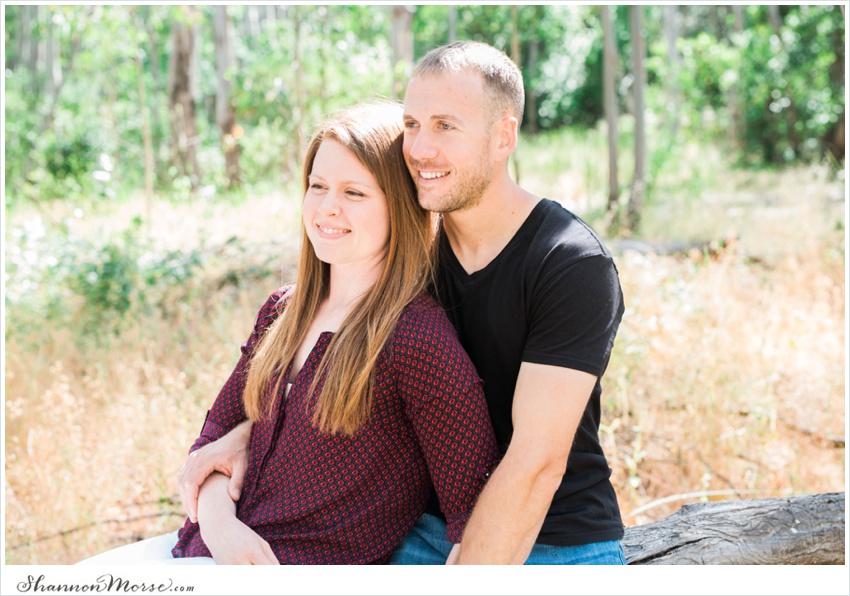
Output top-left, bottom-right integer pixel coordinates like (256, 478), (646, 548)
(494, 115), (519, 161)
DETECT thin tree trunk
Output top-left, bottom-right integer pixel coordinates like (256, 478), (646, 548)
(510, 5), (521, 66)
(628, 5), (647, 234)
(24, 5), (40, 95)
(133, 8), (155, 222)
(288, 6), (305, 176)
(601, 5), (620, 233)
(732, 4), (745, 33)
(45, 10), (61, 101)
(527, 38), (539, 134)
(390, 5), (415, 98)
(213, 6), (241, 189)
(663, 5), (680, 139)
(167, 14), (201, 193)
(447, 5), (457, 43)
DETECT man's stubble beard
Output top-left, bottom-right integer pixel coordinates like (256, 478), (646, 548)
(416, 155), (495, 215)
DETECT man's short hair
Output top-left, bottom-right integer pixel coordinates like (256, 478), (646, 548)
(412, 41), (525, 129)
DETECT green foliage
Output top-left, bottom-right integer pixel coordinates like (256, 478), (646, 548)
(5, 215), (202, 338)
(2, 4), (844, 208)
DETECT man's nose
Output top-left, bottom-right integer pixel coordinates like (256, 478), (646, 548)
(406, 129), (438, 162)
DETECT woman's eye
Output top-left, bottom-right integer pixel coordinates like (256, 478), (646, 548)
(346, 190), (364, 198)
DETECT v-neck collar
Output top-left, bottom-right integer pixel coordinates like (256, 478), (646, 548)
(440, 199), (550, 282)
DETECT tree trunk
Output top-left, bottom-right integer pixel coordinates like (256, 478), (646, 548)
(213, 6), (241, 189)
(624, 492), (845, 565)
(447, 5), (457, 43)
(663, 5), (680, 139)
(390, 5), (415, 98)
(510, 5), (521, 67)
(526, 37), (539, 134)
(167, 13), (201, 193)
(601, 6), (619, 232)
(732, 4), (745, 33)
(627, 5), (647, 234)
(289, 6), (305, 176)
(24, 5), (41, 95)
(133, 17), (155, 233)
(45, 9), (61, 101)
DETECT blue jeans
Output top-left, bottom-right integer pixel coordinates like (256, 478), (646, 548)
(390, 513), (627, 565)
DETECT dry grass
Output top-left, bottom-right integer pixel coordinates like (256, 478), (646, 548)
(3, 166), (846, 564)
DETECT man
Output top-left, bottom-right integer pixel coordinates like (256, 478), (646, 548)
(179, 41), (626, 565)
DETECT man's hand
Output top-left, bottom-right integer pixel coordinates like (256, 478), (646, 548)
(178, 420), (252, 523)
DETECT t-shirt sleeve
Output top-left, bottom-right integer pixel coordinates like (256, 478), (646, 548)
(393, 305), (499, 543)
(523, 253), (624, 377)
(187, 289), (286, 454)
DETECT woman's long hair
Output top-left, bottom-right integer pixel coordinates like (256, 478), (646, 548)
(242, 101), (435, 435)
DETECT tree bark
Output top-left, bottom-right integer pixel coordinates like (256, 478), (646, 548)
(601, 6), (619, 232)
(447, 5), (457, 43)
(623, 492), (845, 565)
(390, 5), (415, 98)
(627, 5), (647, 234)
(133, 8), (155, 218)
(167, 12), (201, 193)
(213, 6), (241, 189)
(663, 5), (680, 139)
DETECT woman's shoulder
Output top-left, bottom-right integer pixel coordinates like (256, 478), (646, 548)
(393, 292), (459, 343)
(253, 285), (292, 329)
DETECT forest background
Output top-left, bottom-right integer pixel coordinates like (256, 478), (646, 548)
(2, 4), (847, 566)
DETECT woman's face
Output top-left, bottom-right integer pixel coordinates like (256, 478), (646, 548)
(303, 139), (391, 272)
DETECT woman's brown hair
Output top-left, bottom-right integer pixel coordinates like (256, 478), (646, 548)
(242, 100), (435, 435)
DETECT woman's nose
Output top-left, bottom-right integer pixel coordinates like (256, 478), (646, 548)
(318, 191), (342, 216)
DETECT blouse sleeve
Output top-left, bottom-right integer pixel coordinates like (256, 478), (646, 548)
(187, 288), (287, 454)
(393, 301), (499, 543)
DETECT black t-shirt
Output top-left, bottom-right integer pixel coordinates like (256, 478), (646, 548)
(435, 198), (625, 547)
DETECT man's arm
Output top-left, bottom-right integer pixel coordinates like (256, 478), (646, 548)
(178, 420), (252, 523)
(452, 362), (597, 564)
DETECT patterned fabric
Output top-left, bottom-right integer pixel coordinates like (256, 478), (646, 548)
(172, 290), (498, 564)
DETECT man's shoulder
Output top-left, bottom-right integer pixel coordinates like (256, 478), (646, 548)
(526, 199), (612, 262)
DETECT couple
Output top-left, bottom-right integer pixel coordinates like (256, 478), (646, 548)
(82, 41), (626, 566)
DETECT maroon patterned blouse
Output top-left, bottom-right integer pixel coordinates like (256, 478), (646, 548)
(171, 290), (498, 564)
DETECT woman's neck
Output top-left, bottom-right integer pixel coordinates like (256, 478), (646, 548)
(324, 258), (383, 313)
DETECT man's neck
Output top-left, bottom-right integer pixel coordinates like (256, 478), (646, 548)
(442, 181), (540, 275)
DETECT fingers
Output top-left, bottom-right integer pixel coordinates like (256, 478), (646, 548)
(178, 456), (205, 523)
(228, 457), (247, 502)
(255, 540), (280, 565)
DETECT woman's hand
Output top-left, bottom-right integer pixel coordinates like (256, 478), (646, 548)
(178, 421), (253, 523)
(195, 472), (279, 565)
(200, 515), (280, 565)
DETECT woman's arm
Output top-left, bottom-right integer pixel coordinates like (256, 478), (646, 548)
(178, 420), (252, 523)
(178, 289), (288, 521)
(196, 473), (279, 565)
(395, 306), (500, 544)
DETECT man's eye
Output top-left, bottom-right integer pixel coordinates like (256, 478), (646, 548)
(440, 123), (452, 131)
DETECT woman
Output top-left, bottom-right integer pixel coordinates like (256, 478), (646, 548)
(80, 101), (498, 565)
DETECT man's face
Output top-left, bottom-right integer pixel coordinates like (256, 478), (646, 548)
(402, 71), (497, 214)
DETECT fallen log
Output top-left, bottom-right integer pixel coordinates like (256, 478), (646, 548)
(623, 492), (845, 564)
